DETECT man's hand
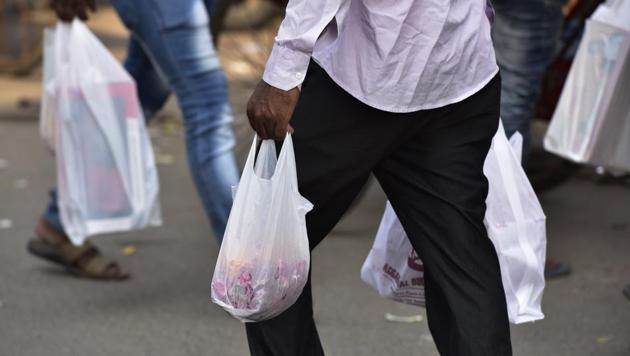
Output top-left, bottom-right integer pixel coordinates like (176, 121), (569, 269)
(50, 0), (96, 22)
(247, 80), (300, 140)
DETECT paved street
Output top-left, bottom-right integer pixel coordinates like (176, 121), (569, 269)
(0, 8), (629, 356)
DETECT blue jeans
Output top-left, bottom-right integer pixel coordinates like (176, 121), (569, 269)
(43, 0), (238, 242)
(491, 0), (564, 159)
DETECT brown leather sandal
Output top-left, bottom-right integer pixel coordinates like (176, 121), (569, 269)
(27, 237), (130, 281)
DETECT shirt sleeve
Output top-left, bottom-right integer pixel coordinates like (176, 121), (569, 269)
(262, 0), (346, 90)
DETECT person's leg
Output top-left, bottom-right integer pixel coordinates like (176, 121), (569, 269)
(41, 189), (64, 234)
(123, 37), (172, 119)
(245, 62), (412, 355)
(111, 0), (239, 241)
(374, 75), (512, 355)
(492, 0), (564, 159)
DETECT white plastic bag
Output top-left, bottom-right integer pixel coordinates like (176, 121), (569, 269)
(591, 0), (630, 32)
(360, 201), (426, 307)
(211, 134), (313, 322)
(485, 124), (546, 324)
(544, 1), (630, 171)
(44, 20), (161, 245)
(362, 122), (547, 324)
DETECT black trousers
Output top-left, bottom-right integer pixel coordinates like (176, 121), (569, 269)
(246, 63), (512, 356)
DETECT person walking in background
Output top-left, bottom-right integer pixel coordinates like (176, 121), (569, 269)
(491, 0), (566, 157)
(27, 0), (239, 280)
(246, 0), (511, 355)
(491, 0), (571, 279)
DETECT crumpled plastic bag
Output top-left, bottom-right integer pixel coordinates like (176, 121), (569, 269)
(42, 20), (161, 245)
(211, 135), (312, 322)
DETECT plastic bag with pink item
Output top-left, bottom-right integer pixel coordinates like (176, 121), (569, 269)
(43, 20), (161, 246)
(211, 134), (313, 322)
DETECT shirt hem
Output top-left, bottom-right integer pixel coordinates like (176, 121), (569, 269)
(312, 57), (499, 113)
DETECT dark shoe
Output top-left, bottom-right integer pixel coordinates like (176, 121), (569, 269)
(544, 260), (571, 279)
(623, 285), (630, 301)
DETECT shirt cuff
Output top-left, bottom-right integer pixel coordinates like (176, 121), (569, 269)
(262, 43), (312, 91)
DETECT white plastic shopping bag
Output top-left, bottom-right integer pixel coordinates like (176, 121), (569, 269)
(362, 122), (547, 324)
(544, 0), (630, 171)
(485, 124), (546, 324)
(360, 201), (426, 307)
(211, 134), (313, 322)
(42, 20), (161, 245)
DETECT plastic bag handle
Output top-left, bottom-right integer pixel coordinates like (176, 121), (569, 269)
(241, 133), (312, 213)
(275, 134), (299, 188)
(52, 20), (90, 88)
(243, 133), (298, 188)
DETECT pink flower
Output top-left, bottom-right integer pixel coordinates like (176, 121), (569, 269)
(239, 272), (252, 285)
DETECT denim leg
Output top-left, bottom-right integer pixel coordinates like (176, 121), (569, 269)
(112, 0), (239, 241)
(203, 0), (215, 17)
(492, 0), (564, 160)
(42, 189), (65, 234)
(124, 37), (172, 120)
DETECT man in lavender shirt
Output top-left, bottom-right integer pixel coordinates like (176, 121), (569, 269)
(246, 0), (511, 355)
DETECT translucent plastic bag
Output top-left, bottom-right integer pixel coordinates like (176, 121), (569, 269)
(362, 122), (546, 324)
(484, 123), (546, 324)
(360, 201), (426, 307)
(43, 20), (161, 245)
(544, 1), (630, 171)
(211, 134), (313, 322)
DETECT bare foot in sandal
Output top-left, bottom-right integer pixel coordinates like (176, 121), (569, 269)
(27, 219), (130, 281)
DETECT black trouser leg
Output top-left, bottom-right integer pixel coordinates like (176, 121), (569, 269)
(374, 75), (512, 356)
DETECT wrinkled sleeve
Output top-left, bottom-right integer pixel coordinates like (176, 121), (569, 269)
(262, 0), (345, 90)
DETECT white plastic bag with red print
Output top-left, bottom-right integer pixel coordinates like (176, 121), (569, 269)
(211, 135), (313, 322)
(360, 201), (426, 307)
(43, 20), (161, 245)
(362, 122), (546, 324)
